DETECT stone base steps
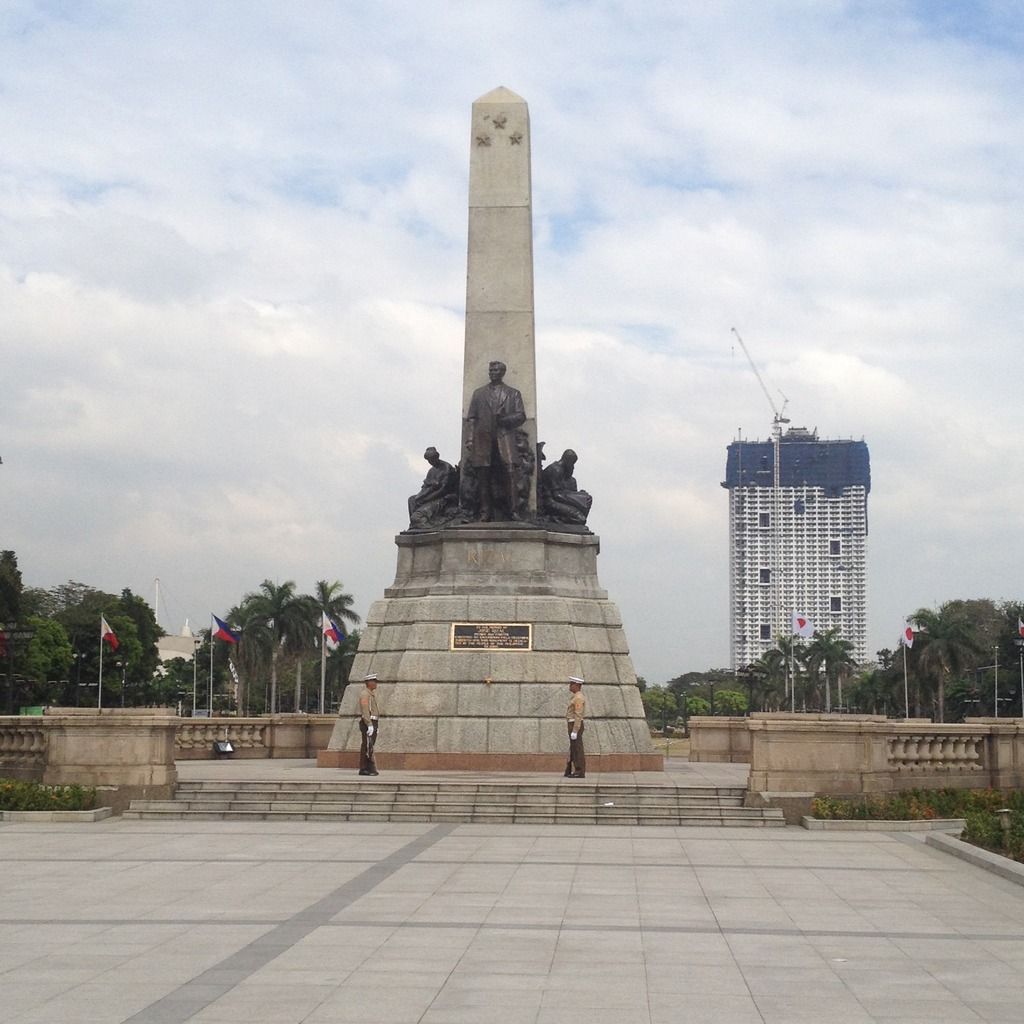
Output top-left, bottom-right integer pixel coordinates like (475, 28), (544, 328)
(125, 780), (784, 827)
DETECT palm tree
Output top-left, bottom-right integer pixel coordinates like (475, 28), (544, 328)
(805, 628), (857, 713)
(303, 580), (361, 712)
(245, 580), (315, 714)
(762, 636), (807, 711)
(225, 598), (273, 715)
(913, 604), (982, 723)
(748, 653), (786, 711)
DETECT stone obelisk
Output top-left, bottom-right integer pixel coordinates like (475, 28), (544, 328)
(320, 89), (659, 772)
(462, 87), (538, 511)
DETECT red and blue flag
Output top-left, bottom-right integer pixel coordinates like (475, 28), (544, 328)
(211, 614), (239, 644)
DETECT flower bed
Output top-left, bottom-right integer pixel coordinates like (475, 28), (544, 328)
(812, 789), (1024, 864)
(0, 778), (98, 812)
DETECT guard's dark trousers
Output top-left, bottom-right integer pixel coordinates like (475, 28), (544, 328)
(567, 722), (586, 777)
(359, 719), (379, 774)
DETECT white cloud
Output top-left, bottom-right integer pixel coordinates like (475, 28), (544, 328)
(1, 2), (1022, 682)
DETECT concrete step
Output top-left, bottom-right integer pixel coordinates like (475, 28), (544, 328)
(127, 779), (783, 827)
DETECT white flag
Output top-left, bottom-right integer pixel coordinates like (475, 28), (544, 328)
(792, 612), (815, 639)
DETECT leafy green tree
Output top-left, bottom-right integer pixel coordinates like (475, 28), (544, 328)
(0, 550), (23, 622)
(21, 617), (73, 698)
(115, 589), (163, 684)
(714, 689), (749, 715)
(805, 628), (857, 712)
(913, 603), (983, 722)
(641, 687), (677, 729)
(684, 695), (710, 717)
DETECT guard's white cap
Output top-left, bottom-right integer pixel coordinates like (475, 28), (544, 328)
(568, 676), (584, 685)
(363, 673), (378, 682)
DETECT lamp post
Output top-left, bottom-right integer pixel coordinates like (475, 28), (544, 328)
(116, 659), (125, 707)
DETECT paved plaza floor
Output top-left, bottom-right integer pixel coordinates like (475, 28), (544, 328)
(4, 765), (1024, 1023)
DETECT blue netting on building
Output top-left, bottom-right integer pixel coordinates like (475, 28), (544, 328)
(722, 433), (870, 497)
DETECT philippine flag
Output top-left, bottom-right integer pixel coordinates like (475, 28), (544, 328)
(322, 611), (345, 648)
(901, 622), (915, 648)
(211, 614), (239, 644)
(792, 612), (815, 639)
(101, 616), (120, 651)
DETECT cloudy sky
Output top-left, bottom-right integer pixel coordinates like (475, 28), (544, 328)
(2, 1), (1021, 683)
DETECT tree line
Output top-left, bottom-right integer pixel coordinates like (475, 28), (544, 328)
(644, 599), (1024, 726)
(0, 551), (361, 715)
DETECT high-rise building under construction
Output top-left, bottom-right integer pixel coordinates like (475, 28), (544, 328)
(723, 427), (871, 669)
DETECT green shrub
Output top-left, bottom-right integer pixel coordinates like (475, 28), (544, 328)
(810, 788), (1024, 865)
(0, 779), (98, 811)
(811, 788), (1012, 821)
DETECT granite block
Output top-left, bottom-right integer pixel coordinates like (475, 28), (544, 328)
(378, 717), (437, 753)
(539, 717), (570, 753)
(488, 717), (540, 753)
(577, 654), (620, 685)
(599, 602), (623, 628)
(379, 622), (451, 651)
(398, 651), (493, 683)
(515, 596), (570, 623)
(532, 623), (575, 651)
(622, 687), (646, 718)
(519, 683), (568, 718)
(566, 599), (605, 625)
(629, 717), (656, 751)
(366, 601), (389, 626)
(487, 653), (533, 683)
(585, 684), (627, 718)
(463, 595), (520, 621)
(389, 683), (458, 717)
(613, 655), (639, 688)
(595, 718), (638, 754)
(437, 718), (487, 753)
(608, 628), (630, 654)
(572, 626), (612, 654)
(458, 683), (521, 717)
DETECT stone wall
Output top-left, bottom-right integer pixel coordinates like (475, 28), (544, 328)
(0, 713), (178, 814)
(175, 715), (335, 759)
(690, 713), (1024, 799)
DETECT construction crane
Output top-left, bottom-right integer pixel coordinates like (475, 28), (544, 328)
(731, 327), (790, 436)
(730, 328), (790, 700)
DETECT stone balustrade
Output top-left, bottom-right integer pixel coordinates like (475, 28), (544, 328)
(0, 713), (178, 813)
(174, 715), (336, 760)
(689, 714), (1024, 798)
(0, 722), (48, 769)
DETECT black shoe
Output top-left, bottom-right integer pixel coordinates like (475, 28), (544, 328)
(358, 769), (371, 775)
(563, 770), (573, 777)
(369, 769), (380, 776)
(571, 773), (586, 778)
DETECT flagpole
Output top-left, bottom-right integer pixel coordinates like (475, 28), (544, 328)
(209, 625), (215, 717)
(789, 641), (795, 713)
(98, 618), (104, 711)
(319, 623), (327, 715)
(902, 641), (909, 719)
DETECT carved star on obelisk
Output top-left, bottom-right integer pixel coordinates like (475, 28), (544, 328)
(509, 132), (523, 145)
(475, 134), (491, 147)
(491, 113), (507, 129)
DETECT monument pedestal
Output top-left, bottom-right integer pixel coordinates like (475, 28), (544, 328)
(319, 527), (661, 771)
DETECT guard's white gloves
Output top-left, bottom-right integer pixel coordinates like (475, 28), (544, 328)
(367, 725), (375, 737)
(570, 732), (577, 741)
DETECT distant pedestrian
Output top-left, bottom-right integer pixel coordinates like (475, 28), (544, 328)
(358, 673), (380, 776)
(564, 676), (586, 778)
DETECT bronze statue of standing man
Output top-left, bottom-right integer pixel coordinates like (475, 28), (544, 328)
(464, 360), (527, 521)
